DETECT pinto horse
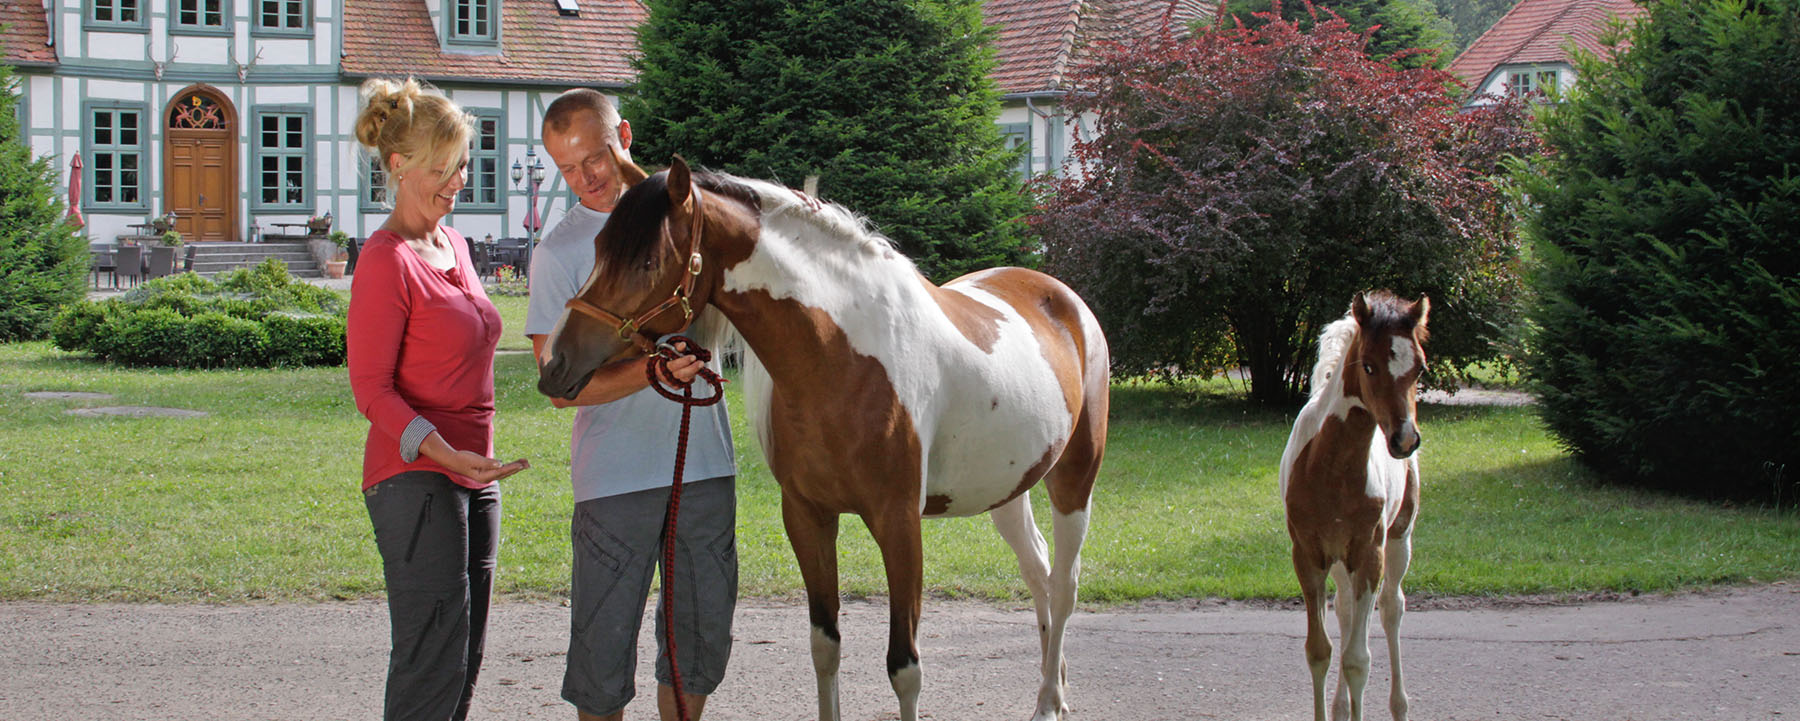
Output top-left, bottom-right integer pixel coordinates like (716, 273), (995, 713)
(536, 155), (1110, 721)
(1278, 291), (1429, 721)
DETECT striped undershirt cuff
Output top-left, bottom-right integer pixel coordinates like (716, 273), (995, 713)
(399, 416), (438, 463)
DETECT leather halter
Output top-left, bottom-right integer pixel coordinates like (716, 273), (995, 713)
(563, 176), (706, 355)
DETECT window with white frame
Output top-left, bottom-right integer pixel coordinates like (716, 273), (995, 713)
(87, 0), (147, 30)
(1508, 69), (1561, 100)
(1000, 122), (1031, 179)
(85, 102), (148, 210)
(255, 0), (309, 34)
(458, 109), (504, 211)
(362, 162), (389, 211)
(173, 0), (230, 33)
(253, 107), (311, 209)
(449, 0), (498, 44)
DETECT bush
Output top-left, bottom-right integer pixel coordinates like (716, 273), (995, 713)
(179, 312), (270, 368)
(1035, 9), (1540, 404)
(0, 55), (87, 341)
(49, 259), (346, 368)
(1521, 0), (1800, 501)
(263, 313), (346, 367)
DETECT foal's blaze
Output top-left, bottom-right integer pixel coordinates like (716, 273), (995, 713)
(1279, 290), (1429, 721)
(537, 155), (1109, 721)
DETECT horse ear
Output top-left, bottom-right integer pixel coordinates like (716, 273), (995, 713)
(1412, 295), (1431, 330)
(610, 144), (647, 188)
(667, 154), (692, 210)
(1351, 291), (1372, 326)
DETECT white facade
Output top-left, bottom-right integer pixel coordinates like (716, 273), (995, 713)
(15, 0), (598, 247)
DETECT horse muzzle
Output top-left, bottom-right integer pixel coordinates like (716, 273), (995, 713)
(1387, 420), (1422, 459)
(536, 355), (592, 401)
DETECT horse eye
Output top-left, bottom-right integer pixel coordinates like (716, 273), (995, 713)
(1362, 362), (1376, 376)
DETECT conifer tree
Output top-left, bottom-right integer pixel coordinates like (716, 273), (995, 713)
(1523, 0), (1800, 501)
(0, 54), (87, 342)
(1220, 0), (1455, 68)
(624, 0), (1034, 281)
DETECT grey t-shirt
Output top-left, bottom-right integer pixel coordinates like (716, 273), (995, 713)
(525, 202), (735, 503)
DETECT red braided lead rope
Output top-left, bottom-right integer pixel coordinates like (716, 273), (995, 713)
(644, 336), (725, 721)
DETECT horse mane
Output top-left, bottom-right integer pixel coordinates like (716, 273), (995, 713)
(728, 175), (902, 259)
(593, 170), (761, 292)
(1309, 315), (1360, 401)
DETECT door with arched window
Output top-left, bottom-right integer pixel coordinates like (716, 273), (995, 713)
(164, 85), (237, 242)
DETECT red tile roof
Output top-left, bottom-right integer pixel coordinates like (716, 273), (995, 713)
(1449, 0), (1644, 90)
(983, 0), (1212, 95)
(340, 0), (645, 87)
(1, 0), (58, 67)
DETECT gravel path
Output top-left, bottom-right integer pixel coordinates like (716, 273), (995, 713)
(3, 584), (1795, 720)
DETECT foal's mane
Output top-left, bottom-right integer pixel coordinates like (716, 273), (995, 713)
(1308, 291), (1427, 400)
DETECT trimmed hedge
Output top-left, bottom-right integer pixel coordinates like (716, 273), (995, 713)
(50, 259), (346, 368)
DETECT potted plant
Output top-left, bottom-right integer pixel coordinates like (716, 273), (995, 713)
(149, 211), (178, 234)
(306, 211), (334, 236)
(160, 229), (183, 247)
(324, 230), (351, 279)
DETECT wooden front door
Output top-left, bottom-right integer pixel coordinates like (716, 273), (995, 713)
(164, 87), (236, 242)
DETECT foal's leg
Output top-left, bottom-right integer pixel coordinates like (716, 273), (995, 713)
(781, 494), (843, 721)
(1339, 554), (1382, 721)
(1381, 532), (1412, 721)
(1293, 550), (1332, 721)
(1330, 564), (1355, 721)
(864, 506), (925, 721)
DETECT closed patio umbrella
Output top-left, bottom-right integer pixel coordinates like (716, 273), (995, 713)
(67, 154), (85, 229)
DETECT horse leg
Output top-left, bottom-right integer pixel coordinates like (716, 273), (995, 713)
(1339, 555), (1381, 721)
(989, 492), (1052, 665)
(864, 506), (925, 721)
(781, 494), (843, 721)
(1293, 549), (1332, 721)
(1329, 563), (1353, 721)
(1381, 532), (1412, 721)
(1032, 397), (1105, 721)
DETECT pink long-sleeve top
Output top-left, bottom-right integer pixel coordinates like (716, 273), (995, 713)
(347, 226), (503, 490)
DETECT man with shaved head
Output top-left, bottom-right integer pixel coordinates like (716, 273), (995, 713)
(525, 88), (739, 721)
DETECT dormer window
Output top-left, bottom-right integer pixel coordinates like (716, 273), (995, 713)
(448, 0), (499, 45)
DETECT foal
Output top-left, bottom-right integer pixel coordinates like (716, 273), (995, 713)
(1279, 291), (1428, 721)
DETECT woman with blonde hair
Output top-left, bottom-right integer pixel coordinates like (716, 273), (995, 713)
(347, 76), (528, 721)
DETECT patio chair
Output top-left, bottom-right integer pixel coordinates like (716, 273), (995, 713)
(90, 245), (117, 289)
(114, 245), (144, 288)
(147, 245), (177, 279)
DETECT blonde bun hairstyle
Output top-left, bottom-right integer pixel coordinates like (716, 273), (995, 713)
(354, 77), (473, 207)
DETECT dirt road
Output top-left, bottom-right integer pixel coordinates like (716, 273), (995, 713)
(3, 585), (1795, 720)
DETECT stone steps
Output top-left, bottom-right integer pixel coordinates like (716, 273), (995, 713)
(184, 242), (322, 278)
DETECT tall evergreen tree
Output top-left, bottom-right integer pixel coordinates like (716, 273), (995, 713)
(1522, 0), (1800, 501)
(1219, 0), (1456, 68)
(0, 53), (87, 342)
(624, 0), (1034, 281)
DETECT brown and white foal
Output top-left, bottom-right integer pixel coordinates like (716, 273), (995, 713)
(1279, 291), (1429, 721)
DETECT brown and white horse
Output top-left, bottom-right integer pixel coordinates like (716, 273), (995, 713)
(1278, 291), (1429, 721)
(536, 156), (1110, 721)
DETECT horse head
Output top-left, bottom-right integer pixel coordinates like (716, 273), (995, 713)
(536, 155), (729, 400)
(1345, 290), (1431, 459)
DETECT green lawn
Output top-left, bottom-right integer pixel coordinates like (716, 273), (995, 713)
(2, 307), (1796, 603)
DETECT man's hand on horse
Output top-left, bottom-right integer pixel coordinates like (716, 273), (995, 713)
(652, 341), (704, 386)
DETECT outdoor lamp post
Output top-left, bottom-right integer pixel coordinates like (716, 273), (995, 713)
(511, 147), (546, 245)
